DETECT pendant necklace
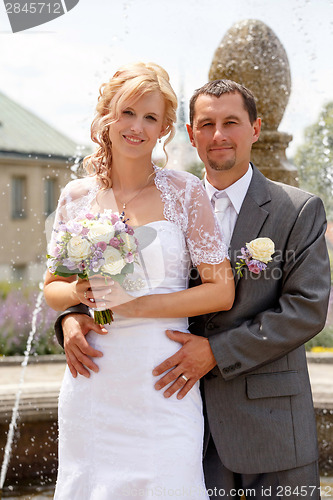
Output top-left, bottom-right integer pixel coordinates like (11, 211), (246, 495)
(119, 170), (154, 221)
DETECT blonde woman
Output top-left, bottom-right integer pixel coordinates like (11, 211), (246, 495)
(44, 62), (234, 499)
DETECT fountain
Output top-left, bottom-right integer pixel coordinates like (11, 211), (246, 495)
(0, 17), (332, 497)
(209, 19), (298, 186)
(0, 282), (57, 496)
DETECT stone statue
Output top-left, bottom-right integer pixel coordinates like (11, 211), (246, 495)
(209, 19), (298, 186)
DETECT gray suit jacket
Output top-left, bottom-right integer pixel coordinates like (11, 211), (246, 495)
(190, 165), (330, 474)
(54, 165), (330, 475)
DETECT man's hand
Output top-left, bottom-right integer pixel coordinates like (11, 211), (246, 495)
(152, 330), (217, 399)
(62, 314), (108, 378)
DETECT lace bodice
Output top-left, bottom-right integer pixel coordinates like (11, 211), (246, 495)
(48, 166), (228, 267)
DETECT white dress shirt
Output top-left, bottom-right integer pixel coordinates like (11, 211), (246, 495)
(205, 165), (253, 247)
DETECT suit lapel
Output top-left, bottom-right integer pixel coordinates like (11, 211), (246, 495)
(228, 166), (271, 288)
(229, 166), (271, 288)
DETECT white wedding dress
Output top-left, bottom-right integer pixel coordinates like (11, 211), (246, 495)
(50, 167), (227, 499)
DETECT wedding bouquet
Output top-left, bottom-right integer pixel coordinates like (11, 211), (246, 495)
(47, 210), (139, 324)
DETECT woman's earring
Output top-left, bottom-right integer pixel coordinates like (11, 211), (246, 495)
(158, 138), (161, 143)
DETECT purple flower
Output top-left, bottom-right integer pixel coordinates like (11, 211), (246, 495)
(62, 258), (78, 270)
(115, 221), (126, 233)
(126, 227), (134, 235)
(90, 257), (104, 272)
(65, 221), (82, 235)
(110, 213), (120, 224)
(54, 246), (61, 257)
(78, 262), (86, 272)
(81, 227), (89, 236)
(125, 252), (134, 264)
(85, 213), (95, 220)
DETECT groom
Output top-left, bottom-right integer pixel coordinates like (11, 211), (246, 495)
(54, 80), (330, 498)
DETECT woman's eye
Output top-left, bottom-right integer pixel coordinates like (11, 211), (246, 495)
(123, 110), (134, 116)
(146, 115), (157, 121)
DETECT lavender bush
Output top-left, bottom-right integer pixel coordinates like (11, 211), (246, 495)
(0, 283), (63, 356)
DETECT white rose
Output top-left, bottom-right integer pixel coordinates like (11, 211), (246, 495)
(122, 233), (137, 253)
(87, 221), (115, 244)
(67, 236), (91, 263)
(246, 238), (275, 264)
(101, 247), (126, 275)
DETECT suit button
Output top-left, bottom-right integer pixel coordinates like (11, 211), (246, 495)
(206, 323), (215, 330)
(235, 362), (241, 369)
(222, 367), (230, 374)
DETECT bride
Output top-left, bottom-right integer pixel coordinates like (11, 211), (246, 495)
(44, 62), (234, 499)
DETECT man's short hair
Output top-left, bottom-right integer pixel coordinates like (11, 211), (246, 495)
(189, 79), (257, 126)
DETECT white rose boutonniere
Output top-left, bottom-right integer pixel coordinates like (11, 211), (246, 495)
(235, 237), (275, 277)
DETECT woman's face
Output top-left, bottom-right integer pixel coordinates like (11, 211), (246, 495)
(108, 90), (166, 160)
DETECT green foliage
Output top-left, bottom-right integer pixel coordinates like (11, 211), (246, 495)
(186, 161), (205, 179)
(328, 249), (333, 285)
(305, 325), (333, 351)
(294, 101), (333, 219)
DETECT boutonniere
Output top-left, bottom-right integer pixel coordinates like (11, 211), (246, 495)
(235, 237), (275, 277)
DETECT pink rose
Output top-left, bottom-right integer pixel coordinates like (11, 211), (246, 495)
(109, 237), (120, 248)
(247, 261), (261, 274)
(97, 241), (107, 251)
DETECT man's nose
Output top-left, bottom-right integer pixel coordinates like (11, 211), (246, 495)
(213, 126), (226, 141)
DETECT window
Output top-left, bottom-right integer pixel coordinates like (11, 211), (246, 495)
(12, 264), (26, 282)
(12, 177), (27, 219)
(44, 178), (57, 217)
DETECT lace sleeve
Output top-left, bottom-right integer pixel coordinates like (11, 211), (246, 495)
(46, 176), (99, 270)
(184, 175), (229, 266)
(154, 168), (228, 266)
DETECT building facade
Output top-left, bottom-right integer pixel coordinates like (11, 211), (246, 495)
(0, 91), (82, 283)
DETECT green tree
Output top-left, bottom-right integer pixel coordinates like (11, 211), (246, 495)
(294, 101), (333, 219)
(186, 161), (205, 179)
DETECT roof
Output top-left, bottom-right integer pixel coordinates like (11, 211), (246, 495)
(0, 91), (78, 159)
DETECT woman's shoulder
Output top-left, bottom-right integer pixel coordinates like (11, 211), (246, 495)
(156, 166), (203, 189)
(60, 175), (99, 201)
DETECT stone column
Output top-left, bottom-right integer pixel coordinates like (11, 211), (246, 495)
(209, 19), (298, 186)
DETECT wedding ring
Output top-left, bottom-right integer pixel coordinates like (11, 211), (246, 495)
(181, 374), (189, 383)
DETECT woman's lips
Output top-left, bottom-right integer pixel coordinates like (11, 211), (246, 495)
(123, 135), (144, 145)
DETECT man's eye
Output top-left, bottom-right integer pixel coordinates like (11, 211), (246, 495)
(202, 123), (212, 127)
(226, 121), (237, 125)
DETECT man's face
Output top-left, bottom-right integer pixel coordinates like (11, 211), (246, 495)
(187, 92), (261, 188)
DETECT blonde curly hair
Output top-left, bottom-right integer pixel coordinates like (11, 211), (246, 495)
(84, 62), (178, 189)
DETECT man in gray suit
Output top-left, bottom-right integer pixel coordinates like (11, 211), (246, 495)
(54, 80), (330, 498)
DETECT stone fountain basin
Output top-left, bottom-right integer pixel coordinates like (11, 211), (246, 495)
(0, 353), (332, 492)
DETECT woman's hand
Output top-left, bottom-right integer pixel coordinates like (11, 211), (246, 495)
(82, 276), (135, 314)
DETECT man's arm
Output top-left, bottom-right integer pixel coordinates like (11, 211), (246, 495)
(153, 195), (331, 396)
(54, 304), (90, 348)
(210, 195), (330, 380)
(54, 304), (108, 378)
